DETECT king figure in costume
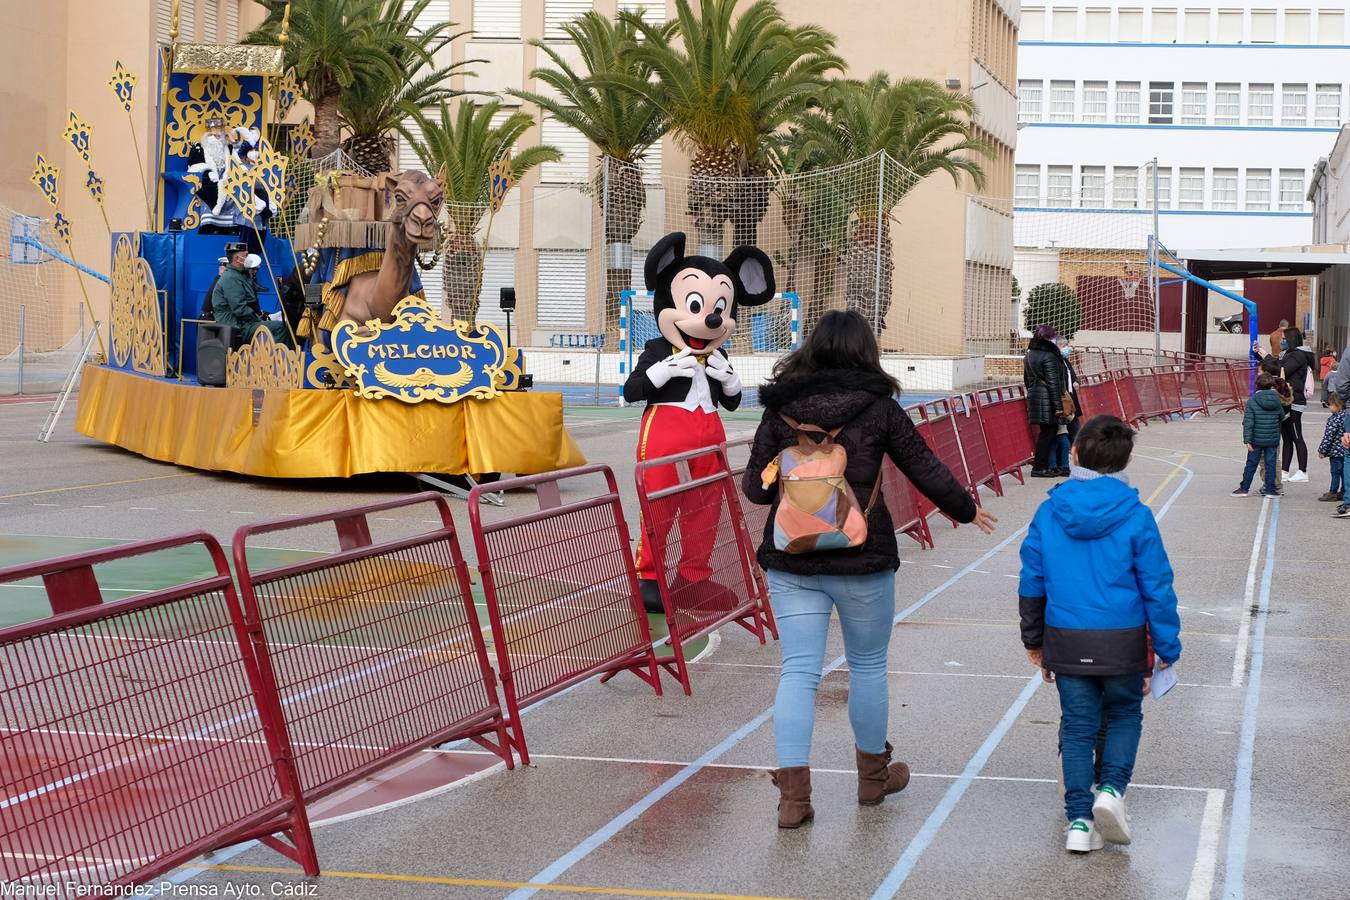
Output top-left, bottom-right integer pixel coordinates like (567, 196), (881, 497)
(623, 232), (776, 613)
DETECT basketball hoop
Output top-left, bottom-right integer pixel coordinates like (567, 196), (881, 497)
(1118, 266), (1143, 300)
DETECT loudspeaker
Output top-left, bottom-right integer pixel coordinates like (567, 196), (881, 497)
(499, 286), (516, 311)
(196, 323), (232, 386)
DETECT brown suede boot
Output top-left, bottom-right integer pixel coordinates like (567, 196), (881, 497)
(856, 742), (911, 806)
(771, 766), (815, 828)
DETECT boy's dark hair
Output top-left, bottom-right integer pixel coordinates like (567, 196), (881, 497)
(1259, 357), (1280, 376)
(1073, 415), (1135, 474)
(1256, 372), (1275, 390)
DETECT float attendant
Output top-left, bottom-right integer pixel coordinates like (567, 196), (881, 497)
(623, 232), (776, 612)
(211, 242), (292, 347)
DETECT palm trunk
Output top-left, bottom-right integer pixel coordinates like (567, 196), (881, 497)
(442, 233), (483, 323)
(844, 215), (892, 339)
(597, 158), (646, 347)
(313, 92), (342, 160)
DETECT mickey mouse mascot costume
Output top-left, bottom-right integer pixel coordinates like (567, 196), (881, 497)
(623, 232), (775, 612)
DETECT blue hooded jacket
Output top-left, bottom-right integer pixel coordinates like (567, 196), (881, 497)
(1018, 474), (1182, 675)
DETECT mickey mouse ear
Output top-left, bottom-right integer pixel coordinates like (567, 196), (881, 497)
(724, 246), (775, 307)
(645, 232), (686, 289)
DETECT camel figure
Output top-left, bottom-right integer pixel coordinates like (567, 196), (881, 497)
(337, 170), (444, 325)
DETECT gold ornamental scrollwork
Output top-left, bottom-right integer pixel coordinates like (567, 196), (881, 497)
(163, 74), (263, 158)
(227, 327), (305, 389)
(109, 234), (165, 377)
(171, 44), (284, 76)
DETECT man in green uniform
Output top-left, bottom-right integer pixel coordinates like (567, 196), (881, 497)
(211, 242), (292, 347)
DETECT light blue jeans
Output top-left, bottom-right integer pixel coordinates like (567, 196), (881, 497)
(766, 568), (896, 768)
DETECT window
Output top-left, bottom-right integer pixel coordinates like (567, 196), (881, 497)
(1213, 168), (1238, 209)
(1217, 8), (1243, 42)
(1315, 83), (1341, 126)
(203, 0), (218, 42)
(1113, 166), (1139, 208)
(1285, 9), (1312, 43)
(541, 117), (591, 182)
(1249, 84), (1274, 125)
(1251, 8), (1276, 43)
(1018, 80), (1044, 122)
(1214, 83), (1240, 124)
(1183, 7), (1210, 41)
(1047, 165), (1072, 205)
(1083, 81), (1108, 122)
(1081, 166), (1106, 206)
(1282, 83), (1308, 126)
(1051, 6), (1077, 39)
(1021, 6), (1046, 40)
(1181, 82), (1207, 124)
(1118, 8), (1144, 41)
(1179, 167), (1205, 209)
(1148, 81), (1174, 123)
(618, 0), (666, 23)
(475, 249), (515, 329)
(473, 0), (521, 39)
(1151, 7), (1178, 42)
(1319, 10), (1346, 44)
(223, 0), (239, 41)
(1049, 80), (1075, 122)
(1156, 167), (1172, 208)
(537, 251), (588, 328)
(639, 140), (663, 184)
(1085, 7), (1110, 39)
(1246, 168), (1272, 210)
(1116, 81), (1141, 122)
(545, 1), (592, 40)
(1279, 169), (1305, 210)
(1015, 165), (1041, 205)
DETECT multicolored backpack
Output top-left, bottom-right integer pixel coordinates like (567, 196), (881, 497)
(767, 415), (882, 554)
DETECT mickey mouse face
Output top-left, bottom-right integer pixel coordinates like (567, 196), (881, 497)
(644, 232), (776, 355)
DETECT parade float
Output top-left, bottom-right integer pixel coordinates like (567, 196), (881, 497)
(40, 4), (582, 495)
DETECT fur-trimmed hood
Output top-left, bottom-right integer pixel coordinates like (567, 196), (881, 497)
(758, 368), (897, 430)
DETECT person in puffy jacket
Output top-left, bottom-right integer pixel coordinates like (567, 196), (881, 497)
(1024, 324), (1070, 477)
(1018, 415), (1181, 852)
(744, 310), (997, 829)
(1234, 373), (1285, 497)
(1278, 327), (1316, 481)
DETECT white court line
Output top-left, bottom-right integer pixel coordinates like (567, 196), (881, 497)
(1187, 788), (1227, 900)
(1231, 497), (1271, 688)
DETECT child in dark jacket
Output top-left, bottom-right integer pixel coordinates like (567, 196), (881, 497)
(1019, 415), (1182, 853)
(1236, 374), (1285, 497)
(1319, 392), (1347, 504)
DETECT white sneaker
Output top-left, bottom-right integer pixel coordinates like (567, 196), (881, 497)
(1092, 785), (1132, 844)
(1286, 470), (1309, 483)
(1065, 818), (1104, 852)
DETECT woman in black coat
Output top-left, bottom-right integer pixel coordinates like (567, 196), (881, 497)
(1279, 326), (1317, 480)
(1024, 323), (1069, 477)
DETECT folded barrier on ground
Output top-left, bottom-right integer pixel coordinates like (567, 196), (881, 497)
(0, 533), (318, 887)
(232, 494), (513, 800)
(468, 466), (663, 763)
(635, 445), (773, 695)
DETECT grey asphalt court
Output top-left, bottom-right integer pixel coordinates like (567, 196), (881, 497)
(0, 395), (1345, 900)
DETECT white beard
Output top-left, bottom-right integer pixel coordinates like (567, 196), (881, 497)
(202, 133), (229, 174)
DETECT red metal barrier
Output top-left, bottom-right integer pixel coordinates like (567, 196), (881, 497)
(1156, 367), (1185, 417)
(1201, 366), (1240, 413)
(0, 534), (317, 887)
(881, 455), (935, 549)
(1180, 365), (1211, 416)
(233, 494), (513, 798)
(723, 438), (779, 640)
(468, 466), (662, 763)
(635, 445), (772, 694)
(974, 386), (1036, 482)
(919, 400), (975, 498)
(951, 393), (1001, 496)
(1116, 372), (1145, 425)
(1077, 374), (1125, 420)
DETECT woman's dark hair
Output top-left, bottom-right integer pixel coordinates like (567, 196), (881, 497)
(767, 310), (900, 395)
(1073, 415), (1135, 474)
(1284, 326), (1303, 347)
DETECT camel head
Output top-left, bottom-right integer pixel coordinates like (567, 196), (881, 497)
(384, 170), (443, 248)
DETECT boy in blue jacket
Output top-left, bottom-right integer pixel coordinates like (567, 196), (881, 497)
(1018, 415), (1182, 853)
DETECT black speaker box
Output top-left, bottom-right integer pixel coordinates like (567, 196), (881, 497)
(196, 323), (232, 386)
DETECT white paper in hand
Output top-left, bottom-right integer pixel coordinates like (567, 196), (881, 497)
(1150, 660), (1177, 700)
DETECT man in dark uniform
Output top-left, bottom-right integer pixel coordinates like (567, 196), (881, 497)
(211, 243), (291, 346)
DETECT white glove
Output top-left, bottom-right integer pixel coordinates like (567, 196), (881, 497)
(645, 348), (699, 389)
(704, 352), (741, 396)
(253, 196), (266, 212)
(208, 171), (220, 183)
(268, 311), (282, 321)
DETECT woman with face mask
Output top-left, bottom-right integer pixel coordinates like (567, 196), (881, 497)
(1279, 327), (1316, 482)
(1048, 336), (1082, 477)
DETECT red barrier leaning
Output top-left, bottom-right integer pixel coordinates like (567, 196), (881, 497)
(0, 534), (317, 887)
(1077, 374), (1125, 420)
(919, 400), (975, 502)
(951, 393), (1002, 496)
(233, 494), (514, 798)
(636, 445), (773, 694)
(974, 386), (1036, 483)
(468, 466), (662, 763)
(1116, 372), (1145, 424)
(881, 455), (935, 549)
(1156, 367), (1185, 418)
(724, 437), (779, 640)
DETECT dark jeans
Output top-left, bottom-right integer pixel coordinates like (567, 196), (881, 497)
(1282, 410), (1308, 473)
(1332, 456), (1344, 494)
(1240, 445), (1277, 493)
(1056, 673), (1145, 822)
(1033, 423), (1059, 470)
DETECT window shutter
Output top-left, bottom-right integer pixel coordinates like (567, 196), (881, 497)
(181, 0), (197, 41)
(1020, 7), (1046, 41)
(545, 0), (592, 39)
(1216, 9), (1241, 42)
(541, 117), (591, 183)
(1084, 8), (1109, 40)
(157, 0), (173, 45)
(1251, 10), (1276, 43)
(223, 0), (239, 41)
(536, 251), (588, 328)
(1285, 10), (1311, 43)
(203, 0), (218, 42)
(473, 0), (521, 39)
(1319, 10), (1346, 44)
(639, 140), (663, 184)
(618, 0), (666, 23)
(476, 249), (515, 329)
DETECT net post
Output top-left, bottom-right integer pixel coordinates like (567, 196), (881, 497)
(1151, 157), (1161, 358)
(873, 152), (885, 335)
(16, 304), (24, 394)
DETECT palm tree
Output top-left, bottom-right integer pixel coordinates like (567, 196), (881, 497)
(604, 0), (840, 252)
(413, 100), (560, 322)
(793, 73), (991, 337)
(510, 11), (674, 341)
(338, 3), (477, 174)
(246, 0), (417, 159)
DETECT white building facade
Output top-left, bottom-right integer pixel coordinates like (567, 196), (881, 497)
(1014, 4), (1349, 251)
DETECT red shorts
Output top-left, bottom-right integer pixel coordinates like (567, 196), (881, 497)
(634, 405), (727, 581)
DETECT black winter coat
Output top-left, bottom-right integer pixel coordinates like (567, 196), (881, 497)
(742, 369), (978, 576)
(1280, 347), (1316, 406)
(1024, 339), (1068, 425)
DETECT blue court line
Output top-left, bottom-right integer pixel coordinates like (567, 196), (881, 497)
(868, 455), (1195, 898)
(1222, 497), (1280, 900)
(503, 524), (1032, 900)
